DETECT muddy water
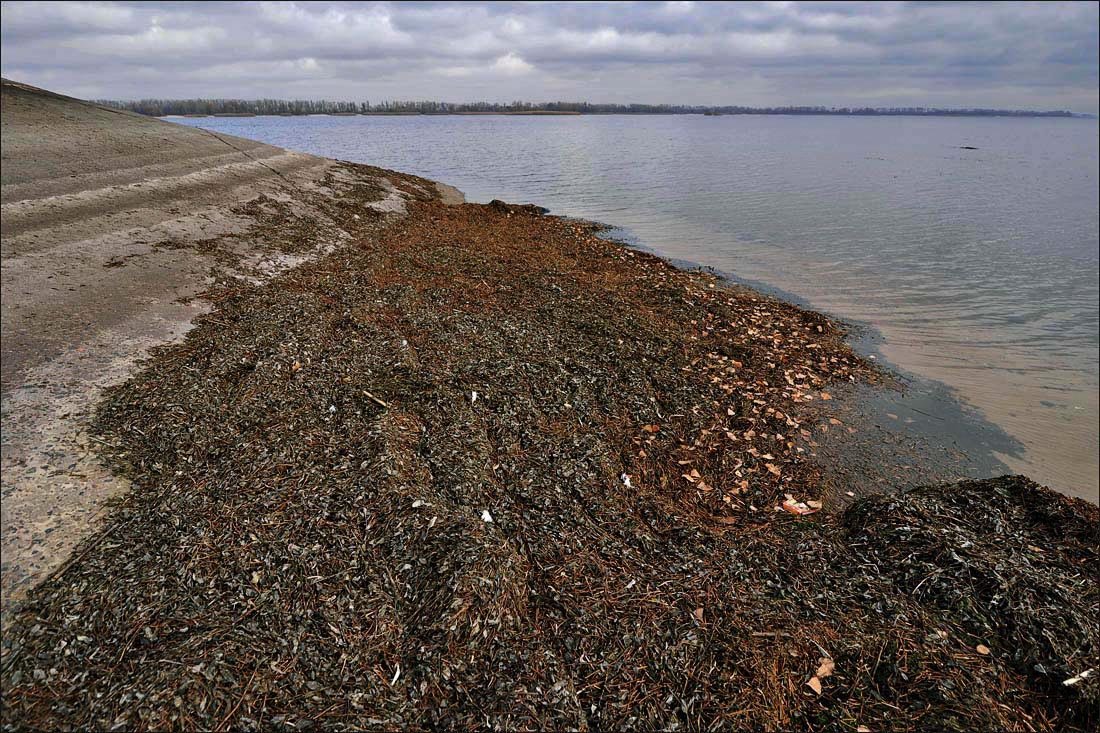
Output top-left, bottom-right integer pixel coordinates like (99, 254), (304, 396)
(175, 114), (1100, 502)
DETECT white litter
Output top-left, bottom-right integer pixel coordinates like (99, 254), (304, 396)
(1063, 668), (1094, 686)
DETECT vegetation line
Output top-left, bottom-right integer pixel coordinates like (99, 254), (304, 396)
(97, 97), (1082, 118)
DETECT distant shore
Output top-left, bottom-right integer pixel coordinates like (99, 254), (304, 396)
(94, 96), (1088, 119)
(153, 108), (1087, 118)
(158, 110), (1091, 119)
(175, 110), (585, 118)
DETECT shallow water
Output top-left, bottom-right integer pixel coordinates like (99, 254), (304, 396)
(174, 114), (1099, 501)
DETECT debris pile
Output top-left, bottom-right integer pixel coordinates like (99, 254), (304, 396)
(2, 179), (1095, 732)
(845, 476), (1099, 710)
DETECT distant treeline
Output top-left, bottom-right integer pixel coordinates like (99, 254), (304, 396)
(96, 98), (1079, 118)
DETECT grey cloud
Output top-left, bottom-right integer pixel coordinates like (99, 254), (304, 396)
(0, 1), (1096, 112)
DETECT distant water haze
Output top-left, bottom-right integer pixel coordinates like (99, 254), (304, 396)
(175, 114), (1100, 502)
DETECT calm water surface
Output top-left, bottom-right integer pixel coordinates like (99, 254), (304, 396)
(176, 114), (1099, 501)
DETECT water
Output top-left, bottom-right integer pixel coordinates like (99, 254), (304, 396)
(174, 114), (1100, 501)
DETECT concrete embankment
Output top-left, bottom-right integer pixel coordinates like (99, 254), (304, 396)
(0, 78), (458, 609)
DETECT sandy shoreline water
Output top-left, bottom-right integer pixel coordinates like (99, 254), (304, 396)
(1, 80), (1097, 731)
(596, 226), (1028, 500)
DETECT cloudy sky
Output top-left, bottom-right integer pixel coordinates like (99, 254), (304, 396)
(1, 1), (1097, 112)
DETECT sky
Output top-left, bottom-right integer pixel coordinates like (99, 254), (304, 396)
(1, 1), (1097, 113)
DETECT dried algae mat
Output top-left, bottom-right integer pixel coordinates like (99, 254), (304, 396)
(2, 196), (1096, 731)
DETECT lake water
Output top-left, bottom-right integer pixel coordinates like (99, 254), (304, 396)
(174, 114), (1099, 502)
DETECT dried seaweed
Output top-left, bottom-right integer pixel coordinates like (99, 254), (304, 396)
(2, 179), (1095, 732)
